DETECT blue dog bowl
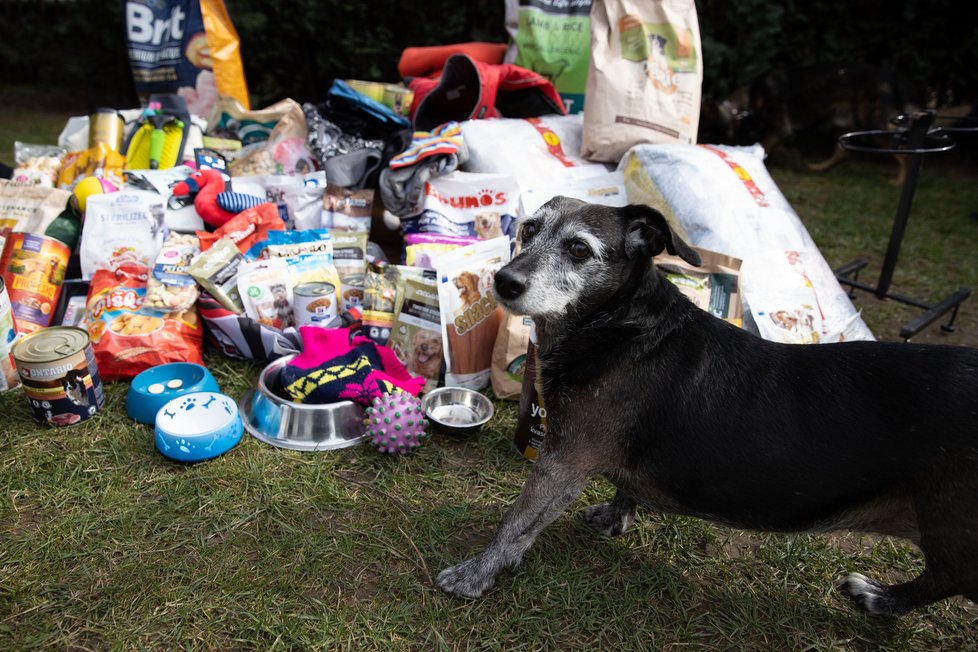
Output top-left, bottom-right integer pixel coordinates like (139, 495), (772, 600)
(154, 391), (243, 463)
(126, 363), (220, 424)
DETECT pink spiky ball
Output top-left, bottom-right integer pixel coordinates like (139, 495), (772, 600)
(364, 391), (428, 454)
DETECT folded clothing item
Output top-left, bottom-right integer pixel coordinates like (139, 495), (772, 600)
(409, 54), (566, 132)
(399, 42), (508, 79)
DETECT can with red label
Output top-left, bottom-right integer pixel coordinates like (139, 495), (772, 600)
(0, 232), (71, 335)
(11, 326), (106, 426)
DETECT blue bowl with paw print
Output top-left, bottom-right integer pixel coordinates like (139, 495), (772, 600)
(155, 391), (243, 463)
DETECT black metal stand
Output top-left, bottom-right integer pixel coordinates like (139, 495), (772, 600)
(833, 110), (972, 341)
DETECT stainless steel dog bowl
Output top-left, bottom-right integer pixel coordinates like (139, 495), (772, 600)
(422, 386), (494, 436)
(239, 355), (368, 451)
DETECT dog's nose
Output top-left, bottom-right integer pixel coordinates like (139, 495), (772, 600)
(494, 267), (528, 300)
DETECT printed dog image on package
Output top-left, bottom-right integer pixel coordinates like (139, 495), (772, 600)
(436, 237), (511, 390)
(581, 0), (704, 162)
(401, 171), (519, 241)
(388, 273), (442, 392)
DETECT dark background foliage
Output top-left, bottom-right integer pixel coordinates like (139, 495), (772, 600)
(1, 0), (975, 111)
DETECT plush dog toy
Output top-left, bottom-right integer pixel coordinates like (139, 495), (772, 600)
(171, 168), (265, 229)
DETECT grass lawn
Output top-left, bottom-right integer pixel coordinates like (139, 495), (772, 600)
(2, 101), (978, 650)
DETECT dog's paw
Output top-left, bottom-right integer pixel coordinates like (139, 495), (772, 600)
(582, 502), (632, 537)
(435, 556), (496, 599)
(838, 572), (901, 617)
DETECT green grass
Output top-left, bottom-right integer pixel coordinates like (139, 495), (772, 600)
(2, 103), (978, 650)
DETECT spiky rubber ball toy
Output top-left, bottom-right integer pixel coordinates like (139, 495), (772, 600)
(364, 391), (429, 454)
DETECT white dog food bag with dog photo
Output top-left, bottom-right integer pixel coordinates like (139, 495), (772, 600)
(401, 171), (521, 242)
(436, 237), (511, 390)
(620, 142), (874, 342)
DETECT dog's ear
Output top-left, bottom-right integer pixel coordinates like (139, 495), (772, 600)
(622, 204), (701, 266)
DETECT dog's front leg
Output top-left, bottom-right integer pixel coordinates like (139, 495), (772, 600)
(436, 459), (586, 599)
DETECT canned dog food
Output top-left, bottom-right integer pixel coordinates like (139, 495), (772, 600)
(12, 326), (105, 426)
(340, 274), (365, 312)
(0, 278), (20, 391)
(293, 282), (337, 327)
(0, 232), (71, 335)
(89, 108), (125, 152)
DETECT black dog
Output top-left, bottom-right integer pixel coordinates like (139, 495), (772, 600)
(435, 197), (978, 617)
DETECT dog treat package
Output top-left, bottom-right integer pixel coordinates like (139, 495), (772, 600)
(400, 171), (520, 242)
(187, 236), (245, 313)
(84, 264), (204, 379)
(404, 233), (479, 269)
(232, 171), (327, 230)
(580, 0), (704, 162)
(13, 142), (67, 188)
(265, 228), (332, 260)
(196, 202), (286, 254)
(228, 101), (316, 177)
(319, 185), (374, 233)
(505, 0), (593, 114)
(332, 231), (369, 280)
(655, 245), (743, 327)
(491, 311), (533, 400)
(620, 143), (874, 342)
(57, 144), (127, 191)
(80, 191), (166, 280)
(123, 0), (250, 118)
(143, 231), (201, 313)
(0, 181), (72, 251)
(514, 334), (547, 461)
(361, 261), (399, 346)
(388, 271), (442, 392)
(236, 257), (294, 330)
(436, 237), (511, 390)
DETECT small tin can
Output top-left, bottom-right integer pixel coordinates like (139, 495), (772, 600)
(0, 232), (71, 335)
(293, 282), (338, 327)
(89, 108), (125, 152)
(0, 278), (21, 391)
(340, 274), (365, 312)
(383, 84), (415, 117)
(11, 326), (105, 426)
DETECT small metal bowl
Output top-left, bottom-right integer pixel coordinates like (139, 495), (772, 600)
(422, 386), (495, 436)
(239, 355), (367, 451)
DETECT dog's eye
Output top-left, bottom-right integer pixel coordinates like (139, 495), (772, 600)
(521, 222), (539, 240)
(569, 241), (591, 259)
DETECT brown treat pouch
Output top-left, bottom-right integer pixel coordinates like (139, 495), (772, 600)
(321, 185), (373, 232)
(436, 237), (511, 390)
(655, 245), (742, 327)
(581, 0), (703, 162)
(388, 273), (442, 392)
(491, 311), (533, 400)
